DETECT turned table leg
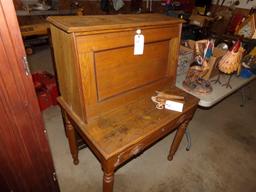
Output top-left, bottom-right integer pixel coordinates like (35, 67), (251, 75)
(168, 120), (189, 161)
(103, 171), (115, 192)
(102, 162), (115, 192)
(65, 116), (79, 165)
(61, 108), (68, 137)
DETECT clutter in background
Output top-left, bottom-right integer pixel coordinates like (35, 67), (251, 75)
(178, 0), (256, 92)
(32, 71), (59, 111)
(180, 36), (255, 92)
(242, 47), (256, 76)
(177, 46), (194, 76)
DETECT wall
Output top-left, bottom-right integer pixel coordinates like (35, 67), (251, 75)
(15, 0), (165, 25)
(14, 0), (164, 13)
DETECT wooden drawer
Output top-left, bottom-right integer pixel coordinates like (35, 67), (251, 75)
(112, 110), (196, 168)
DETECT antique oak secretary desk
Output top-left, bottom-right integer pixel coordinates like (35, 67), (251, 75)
(48, 14), (198, 192)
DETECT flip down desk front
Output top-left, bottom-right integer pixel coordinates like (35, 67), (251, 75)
(48, 14), (199, 192)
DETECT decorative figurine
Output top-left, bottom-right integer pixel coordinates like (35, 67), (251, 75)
(212, 39), (244, 89)
(182, 39), (214, 94)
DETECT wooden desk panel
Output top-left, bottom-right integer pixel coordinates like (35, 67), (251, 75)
(95, 41), (169, 101)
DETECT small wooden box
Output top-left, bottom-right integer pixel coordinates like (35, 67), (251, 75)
(48, 14), (183, 123)
(204, 48), (226, 80)
(185, 39), (226, 80)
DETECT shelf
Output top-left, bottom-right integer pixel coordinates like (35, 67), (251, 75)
(16, 9), (76, 16)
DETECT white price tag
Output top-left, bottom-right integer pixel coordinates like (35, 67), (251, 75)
(134, 29), (144, 55)
(165, 100), (184, 112)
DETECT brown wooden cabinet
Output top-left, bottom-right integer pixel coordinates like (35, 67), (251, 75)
(48, 14), (198, 192)
(48, 14), (182, 123)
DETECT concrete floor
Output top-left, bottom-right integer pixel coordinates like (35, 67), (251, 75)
(30, 46), (256, 192)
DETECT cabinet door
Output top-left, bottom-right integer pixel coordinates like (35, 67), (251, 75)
(0, 1), (59, 191)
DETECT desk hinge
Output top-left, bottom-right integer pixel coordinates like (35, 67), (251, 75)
(22, 56), (30, 76)
(52, 172), (57, 181)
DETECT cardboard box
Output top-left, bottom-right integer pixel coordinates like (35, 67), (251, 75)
(204, 48), (226, 80)
(189, 14), (213, 27)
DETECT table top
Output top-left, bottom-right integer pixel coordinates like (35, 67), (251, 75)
(176, 74), (256, 107)
(58, 86), (198, 159)
(47, 14), (182, 33)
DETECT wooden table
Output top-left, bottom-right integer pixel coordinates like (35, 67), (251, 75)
(58, 85), (198, 192)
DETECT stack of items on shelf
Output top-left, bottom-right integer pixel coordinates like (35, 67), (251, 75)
(32, 71), (59, 111)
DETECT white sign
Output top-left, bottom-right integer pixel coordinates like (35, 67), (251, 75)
(134, 29), (144, 55)
(165, 100), (184, 112)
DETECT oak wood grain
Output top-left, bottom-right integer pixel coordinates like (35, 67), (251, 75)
(49, 14), (183, 122)
(47, 14), (183, 33)
(58, 86), (198, 160)
(75, 26), (179, 52)
(95, 41), (169, 101)
(49, 14), (198, 192)
(50, 25), (86, 121)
